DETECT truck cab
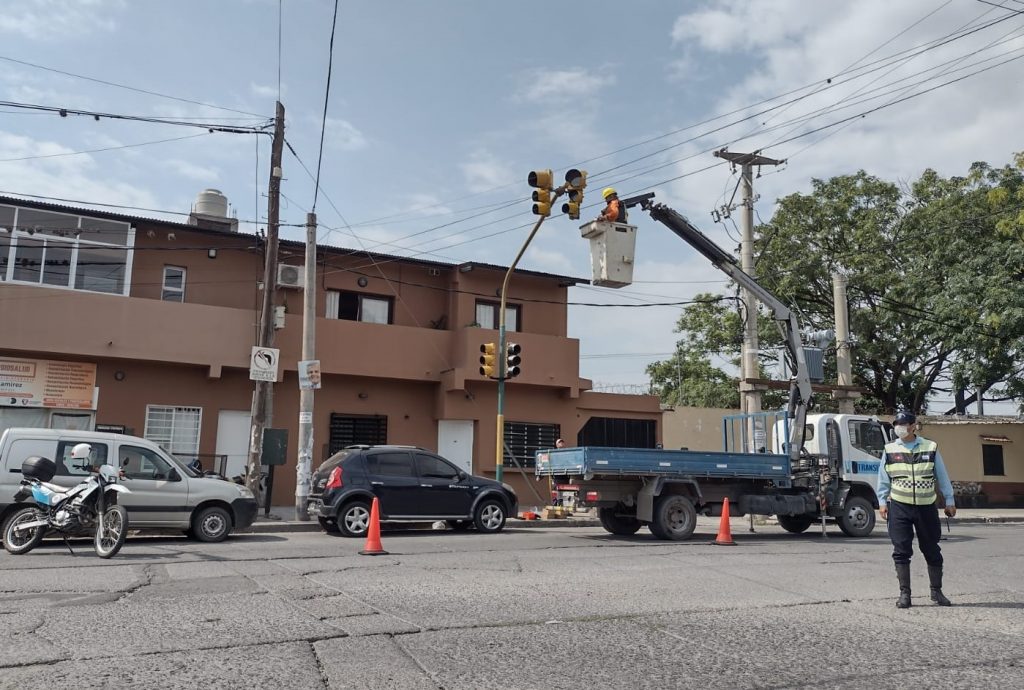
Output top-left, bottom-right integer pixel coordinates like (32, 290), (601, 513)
(773, 413), (892, 491)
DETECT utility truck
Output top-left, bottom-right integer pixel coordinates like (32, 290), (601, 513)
(535, 195), (889, 540)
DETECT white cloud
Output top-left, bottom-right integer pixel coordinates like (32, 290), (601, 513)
(0, 0), (125, 40)
(167, 159), (220, 183)
(460, 150), (509, 193)
(515, 68), (615, 103)
(324, 117), (368, 151)
(250, 82), (279, 99)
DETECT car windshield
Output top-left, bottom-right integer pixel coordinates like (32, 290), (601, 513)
(163, 450), (200, 477)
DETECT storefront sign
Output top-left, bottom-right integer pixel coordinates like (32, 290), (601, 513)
(0, 357), (97, 410)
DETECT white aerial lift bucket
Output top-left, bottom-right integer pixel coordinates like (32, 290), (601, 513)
(579, 220), (637, 288)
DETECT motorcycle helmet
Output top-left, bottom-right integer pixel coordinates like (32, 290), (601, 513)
(70, 443), (92, 460)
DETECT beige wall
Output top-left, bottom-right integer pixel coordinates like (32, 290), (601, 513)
(662, 406), (740, 452)
(918, 417), (1024, 507)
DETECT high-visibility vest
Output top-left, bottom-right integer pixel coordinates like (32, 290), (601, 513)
(883, 438), (939, 505)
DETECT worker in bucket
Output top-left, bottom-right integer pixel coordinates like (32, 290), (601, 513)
(876, 410), (957, 608)
(598, 187), (627, 223)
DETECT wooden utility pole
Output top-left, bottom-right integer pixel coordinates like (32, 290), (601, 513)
(714, 149), (784, 451)
(832, 272), (860, 413)
(295, 211), (317, 521)
(246, 100), (285, 498)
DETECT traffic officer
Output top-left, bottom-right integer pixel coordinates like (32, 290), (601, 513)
(598, 187), (627, 223)
(876, 410), (957, 608)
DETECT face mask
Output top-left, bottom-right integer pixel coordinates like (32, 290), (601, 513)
(894, 425), (911, 439)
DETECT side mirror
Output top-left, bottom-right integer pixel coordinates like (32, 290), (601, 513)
(458, 471), (468, 481)
(169, 468), (181, 482)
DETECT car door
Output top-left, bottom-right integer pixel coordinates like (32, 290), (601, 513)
(116, 443), (190, 526)
(413, 452), (473, 517)
(364, 450), (419, 518)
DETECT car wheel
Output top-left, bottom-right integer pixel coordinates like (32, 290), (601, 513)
(446, 520), (472, 531)
(837, 496), (875, 537)
(473, 499), (506, 533)
(598, 506), (642, 535)
(650, 494), (697, 541)
(777, 514), (814, 534)
(318, 516), (340, 533)
(191, 506), (232, 543)
(338, 500), (371, 538)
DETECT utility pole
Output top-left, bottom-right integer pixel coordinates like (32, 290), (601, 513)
(295, 211), (317, 520)
(832, 271), (859, 414)
(714, 149), (783, 451)
(246, 100), (285, 499)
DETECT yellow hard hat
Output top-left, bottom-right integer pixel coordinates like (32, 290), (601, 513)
(602, 187), (617, 200)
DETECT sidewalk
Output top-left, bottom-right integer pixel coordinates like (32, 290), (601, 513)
(240, 506), (1024, 534)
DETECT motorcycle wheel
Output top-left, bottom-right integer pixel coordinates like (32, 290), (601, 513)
(3, 506), (46, 555)
(94, 505), (128, 559)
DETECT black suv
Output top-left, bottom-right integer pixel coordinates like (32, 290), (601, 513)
(307, 445), (518, 537)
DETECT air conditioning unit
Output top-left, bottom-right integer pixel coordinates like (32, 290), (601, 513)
(277, 264), (304, 289)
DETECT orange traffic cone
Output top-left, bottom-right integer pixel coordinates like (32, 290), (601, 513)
(359, 497), (389, 556)
(712, 497), (736, 546)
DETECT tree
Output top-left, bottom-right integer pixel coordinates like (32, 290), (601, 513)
(646, 160), (1024, 415)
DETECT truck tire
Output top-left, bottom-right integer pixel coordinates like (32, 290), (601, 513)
(598, 507), (642, 536)
(777, 514), (814, 534)
(649, 495), (697, 541)
(837, 495), (875, 537)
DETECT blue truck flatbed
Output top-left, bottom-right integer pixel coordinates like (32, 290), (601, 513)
(535, 446), (792, 480)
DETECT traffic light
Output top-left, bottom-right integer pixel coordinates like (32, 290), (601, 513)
(528, 169), (553, 216)
(479, 342), (497, 377)
(505, 342), (522, 379)
(562, 168), (587, 220)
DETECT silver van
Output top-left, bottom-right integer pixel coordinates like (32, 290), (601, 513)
(0, 428), (258, 542)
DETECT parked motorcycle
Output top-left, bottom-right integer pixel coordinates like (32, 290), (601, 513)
(3, 443), (131, 559)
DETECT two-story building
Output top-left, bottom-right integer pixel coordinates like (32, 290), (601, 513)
(0, 192), (662, 506)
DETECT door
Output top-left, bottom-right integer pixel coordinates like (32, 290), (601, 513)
(414, 452), (473, 517)
(216, 410), (251, 479)
(116, 443), (190, 526)
(438, 420), (473, 474)
(364, 450), (419, 517)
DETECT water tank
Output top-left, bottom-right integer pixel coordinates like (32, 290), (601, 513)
(194, 189), (229, 218)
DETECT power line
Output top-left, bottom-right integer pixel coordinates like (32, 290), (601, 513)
(0, 132), (214, 163)
(0, 100), (273, 134)
(311, 0), (340, 213)
(0, 54), (268, 118)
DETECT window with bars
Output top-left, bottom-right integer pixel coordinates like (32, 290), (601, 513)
(503, 421), (559, 468)
(144, 405), (202, 457)
(577, 417), (657, 448)
(328, 413), (388, 454)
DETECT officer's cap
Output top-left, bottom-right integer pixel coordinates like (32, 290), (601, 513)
(893, 410), (917, 425)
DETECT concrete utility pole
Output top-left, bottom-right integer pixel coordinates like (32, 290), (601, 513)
(246, 100), (285, 499)
(295, 211), (317, 521)
(831, 272), (859, 414)
(713, 149), (783, 451)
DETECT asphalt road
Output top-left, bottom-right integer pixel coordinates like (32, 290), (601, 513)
(1, 518), (1022, 689)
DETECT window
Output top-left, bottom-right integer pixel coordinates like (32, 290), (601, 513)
(848, 419), (886, 459)
(56, 440), (109, 477)
(120, 445), (177, 480)
(415, 454), (459, 480)
(326, 290), (393, 324)
(0, 204), (132, 294)
(982, 444), (1005, 476)
(475, 301), (520, 331)
(328, 413), (387, 454)
(578, 417), (657, 448)
(366, 452), (415, 477)
(162, 266), (186, 302)
(504, 421), (559, 468)
(144, 405), (201, 457)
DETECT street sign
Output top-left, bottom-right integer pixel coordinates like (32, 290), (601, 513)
(249, 347), (280, 382)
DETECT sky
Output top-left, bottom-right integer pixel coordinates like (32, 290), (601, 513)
(1, 0), (1022, 413)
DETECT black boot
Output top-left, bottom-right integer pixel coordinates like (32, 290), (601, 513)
(895, 563), (912, 608)
(928, 565), (952, 606)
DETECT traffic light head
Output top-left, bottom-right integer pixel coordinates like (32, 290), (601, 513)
(563, 169), (587, 219)
(561, 201), (580, 220)
(531, 189), (552, 217)
(505, 342), (522, 379)
(479, 342), (497, 378)
(528, 169), (554, 189)
(565, 169), (587, 191)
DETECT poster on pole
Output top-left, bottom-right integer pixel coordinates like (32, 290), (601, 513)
(249, 347), (280, 382)
(298, 360), (321, 390)
(0, 356), (96, 409)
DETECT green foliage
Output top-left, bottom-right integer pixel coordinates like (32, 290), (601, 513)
(646, 157), (1024, 414)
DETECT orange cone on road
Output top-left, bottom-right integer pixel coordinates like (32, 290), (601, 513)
(359, 497), (389, 556)
(712, 497), (736, 546)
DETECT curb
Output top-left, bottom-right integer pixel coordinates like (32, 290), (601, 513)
(239, 517), (603, 534)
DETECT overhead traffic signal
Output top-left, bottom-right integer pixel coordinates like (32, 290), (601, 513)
(562, 168), (587, 220)
(479, 342), (497, 378)
(528, 169), (554, 216)
(505, 342), (522, 379)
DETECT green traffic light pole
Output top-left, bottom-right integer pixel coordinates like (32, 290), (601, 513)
(493, 189), (567, 483)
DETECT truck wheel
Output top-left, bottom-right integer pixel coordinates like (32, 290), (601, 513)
(837, 496), (875, 537)
(649, 495), (697, 541)
(777, 514), (813, 534)
(598, 507), (642, 535)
